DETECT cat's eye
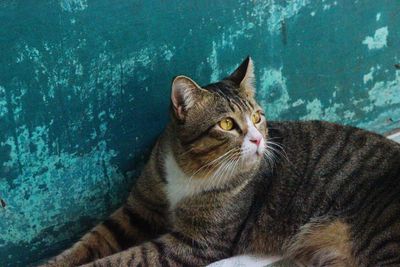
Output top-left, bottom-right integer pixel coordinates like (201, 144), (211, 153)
(219, 118), (234, 131)
(252, 111), (262, 124)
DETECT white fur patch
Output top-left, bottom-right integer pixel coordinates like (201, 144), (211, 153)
(164, 148), (245, 210)
(164, 151), (218, 209)
(208, 255), (281, 267)
(242, 116), (265, 158)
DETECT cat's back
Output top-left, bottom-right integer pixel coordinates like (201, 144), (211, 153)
(244, 120), (400, 264)
(268, 120), (400, 152)
(259, 119), (400, 222)
(267, 120), (400, 174)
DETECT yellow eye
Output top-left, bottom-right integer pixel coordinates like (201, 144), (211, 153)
(219, 118), (234, 131)
(252, 111), (262, 124)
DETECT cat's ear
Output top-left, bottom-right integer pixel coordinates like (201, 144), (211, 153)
(171, 75), (203, 120)
(226, 56), (255, 98)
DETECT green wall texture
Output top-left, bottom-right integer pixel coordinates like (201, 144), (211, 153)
(1, 0), (399, 266)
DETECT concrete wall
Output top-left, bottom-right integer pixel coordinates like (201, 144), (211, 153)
(1, 1), (399, 265)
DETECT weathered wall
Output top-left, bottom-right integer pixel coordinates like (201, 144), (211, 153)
(0, 0), (399, 266)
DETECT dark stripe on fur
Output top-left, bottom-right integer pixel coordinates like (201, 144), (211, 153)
(151, 240), (171, 267)
(91, 230), (117, 253)
(155, 143), (167, 183)
(102, 218), (133, 249)
(170, 231), (205, 250)
(81, 242), (97, 261)
(141, 246), (149, 267)
(123, 206), (158, 236)
(132, 188), (167, 218)
(181, 124), (216, 146)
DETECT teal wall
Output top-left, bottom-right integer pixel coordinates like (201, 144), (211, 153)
(1, 0), (399, 266)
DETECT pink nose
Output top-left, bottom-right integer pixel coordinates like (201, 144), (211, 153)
(250, 137), (261, 146)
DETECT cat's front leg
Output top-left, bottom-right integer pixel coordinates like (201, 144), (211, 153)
(41, 203), (166, 267)
(39, 144), (170, 267)
(81, 231), (231, 267)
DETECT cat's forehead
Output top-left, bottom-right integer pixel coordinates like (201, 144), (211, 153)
(203, 80), (238, 95)
(203, 81), (257, 113)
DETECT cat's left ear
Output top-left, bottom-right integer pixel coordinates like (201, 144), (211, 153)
(171, 75), (204, 120)
(226, 56), (255, 98)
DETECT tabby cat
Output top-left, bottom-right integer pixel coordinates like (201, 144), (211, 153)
(42, 57), (400, 267)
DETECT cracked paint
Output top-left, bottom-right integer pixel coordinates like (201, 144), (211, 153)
(60, 0), (88, 12)
(362, 26), (389, 50)
(265, 0), (310, 33)
(0, 86), (7, 118)
(363, 67), (375, 84)
(207, 41), (220, 82)
(259, 67), (290, 119)
(368, 71), (400, 107)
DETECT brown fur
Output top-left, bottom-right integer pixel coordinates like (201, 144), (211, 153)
(287, 219), (357, 266)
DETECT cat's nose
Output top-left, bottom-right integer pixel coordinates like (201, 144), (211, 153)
(250, 137), (261, 146)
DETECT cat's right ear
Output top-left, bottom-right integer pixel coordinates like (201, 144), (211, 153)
(171, 75), (203, 120)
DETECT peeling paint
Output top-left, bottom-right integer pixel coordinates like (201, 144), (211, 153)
(368, 71), (400, 107)
(207, 41), (220, 82)
(363, 67), (375, 84)
(249, 0), (310, 33)
(292, 99), (305, 107)
(0, 86), (7, 118)
(344, 110), (356, 120)
(259, 67), (290, 119)
(301, 99), (343, 121)
(60, 0), (88, 12)
(267, 0), (310, 33)
(362, 26), (389, 50)
(163, 49), (174, 61)
(0, 125), (122, 244)
(358, 108), (400, 133)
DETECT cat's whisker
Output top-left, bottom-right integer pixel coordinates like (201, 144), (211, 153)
(214, 158), (235, 189)
(180, 147), (197, 157)
(266, 142), (291, 166)
(227, 157), (240, 184)
(266, 140), (289, 159)
(210, 152), (240, 189)
(189, 148), (240, 179)
(265, 140), (287, 160)
(183, 148), (241, 192)
(267, 141), (290, 161)
(210, 153), (237, 187)
(263, 148), (277, 172)
(222, 159), (237, 187)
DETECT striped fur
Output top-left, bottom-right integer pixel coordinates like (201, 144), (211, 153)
(41, 58), (400, 267)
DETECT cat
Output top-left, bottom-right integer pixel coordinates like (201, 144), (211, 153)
(41, 57), (400, 267)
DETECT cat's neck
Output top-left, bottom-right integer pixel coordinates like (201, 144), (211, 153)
(163, 143), (250, 210)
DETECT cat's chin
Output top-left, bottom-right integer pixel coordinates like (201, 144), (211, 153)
(240, 154), (262, 171)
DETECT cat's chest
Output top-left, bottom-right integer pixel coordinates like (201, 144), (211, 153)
(164, 152), (209, 210)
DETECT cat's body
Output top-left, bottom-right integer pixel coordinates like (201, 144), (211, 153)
(234, 120), (400, 266)
(42, 58), (400, 267)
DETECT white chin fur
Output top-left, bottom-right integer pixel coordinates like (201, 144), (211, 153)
(241, 116), (265, 166)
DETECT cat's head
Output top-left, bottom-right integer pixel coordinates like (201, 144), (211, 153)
(169, 57), (269, 179)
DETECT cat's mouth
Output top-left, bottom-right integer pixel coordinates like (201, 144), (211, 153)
(256, 146), (265, 156)
(241, 148), (264, 168)
(253, 145), (266, 158)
